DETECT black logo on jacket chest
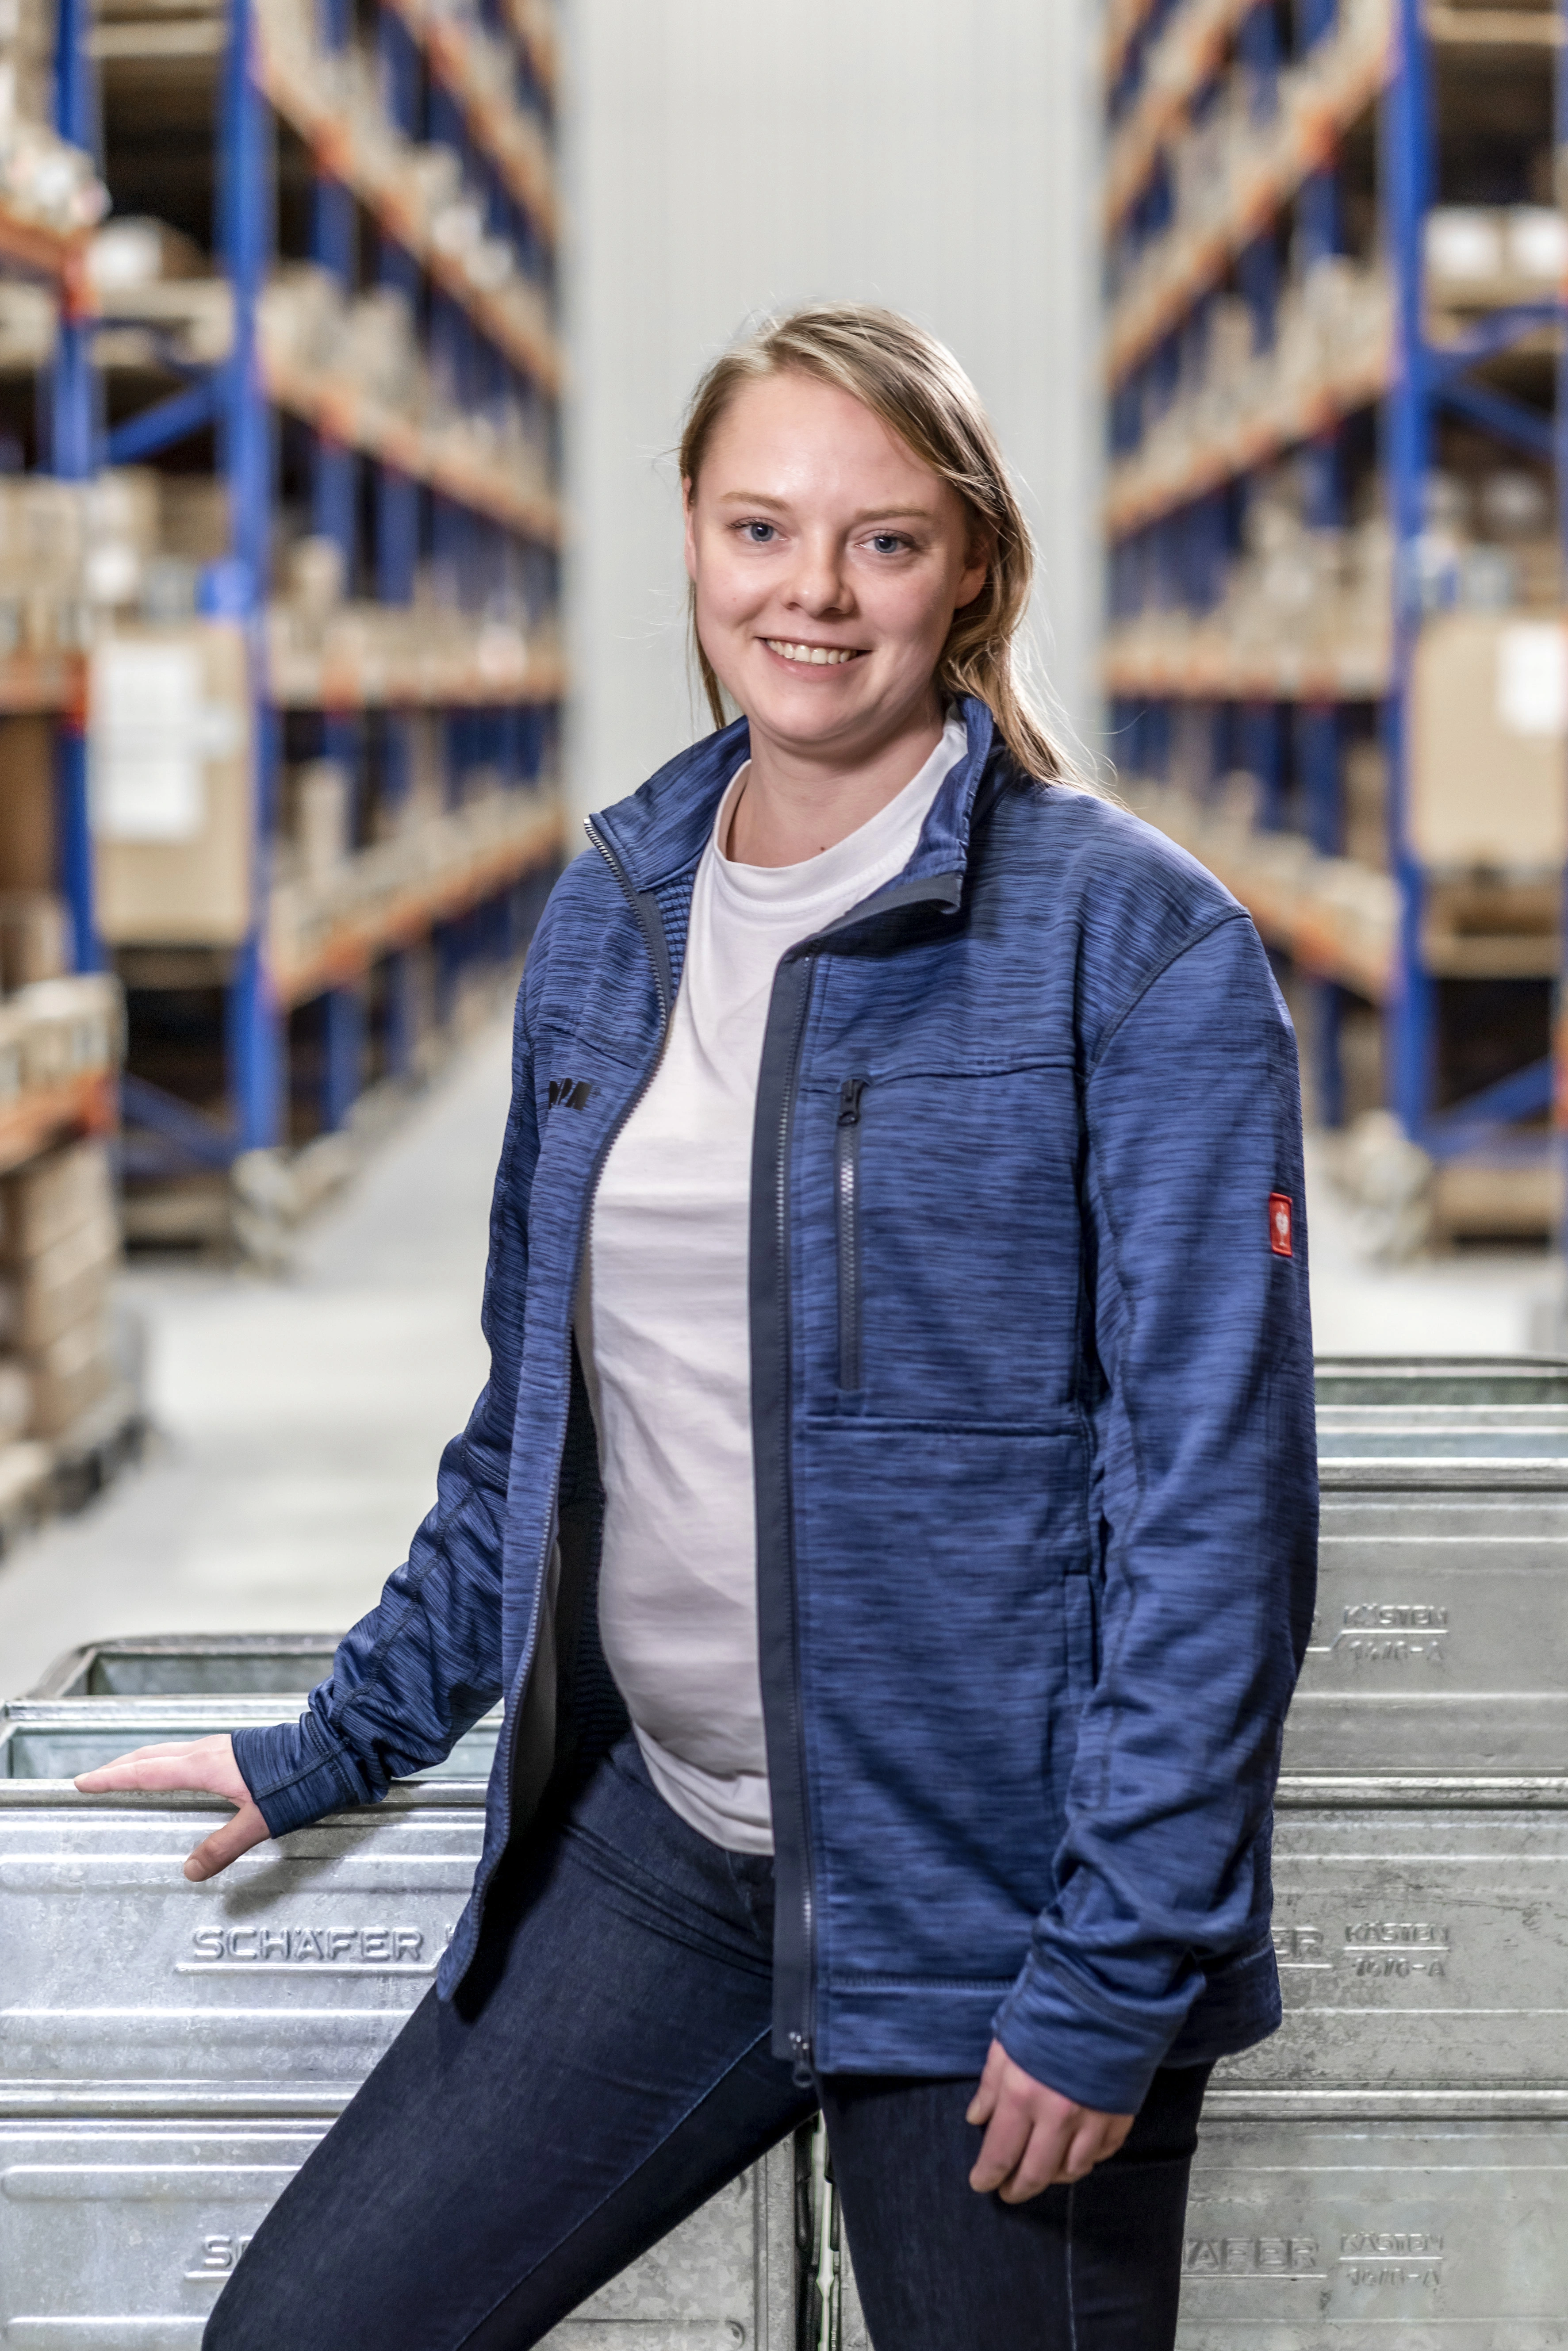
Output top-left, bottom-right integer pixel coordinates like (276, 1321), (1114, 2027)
(548, 1076), (595, 1112)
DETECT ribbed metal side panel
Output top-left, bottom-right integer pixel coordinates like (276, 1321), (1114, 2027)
(0, 1788), (485, 2106)
(1175, 2105), (1568, 2347)
(0, 2118), (794, 2348)
(1286, 1462), (1568, 1772)
(1221, 1791), (1568, 2091)
(1313, 1358), (1568, 1406)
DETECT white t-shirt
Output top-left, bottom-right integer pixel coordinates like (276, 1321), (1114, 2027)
(575, 716), (968, 1851)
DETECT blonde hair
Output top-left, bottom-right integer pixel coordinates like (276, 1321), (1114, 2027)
(679, 303), (1080, 786)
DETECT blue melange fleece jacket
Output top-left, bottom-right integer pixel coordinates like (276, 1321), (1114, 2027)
(234, 696), (1318, 2114)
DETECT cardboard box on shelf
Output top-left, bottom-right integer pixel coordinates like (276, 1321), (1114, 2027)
(0, 717), (55, 893)
(0, 1207), (116, 1352)
(0, 892), (66, 992)
(0, 1138), (115, 1264)
(1342, 740), (1388, 871)
(290, 761), (352, 881)
(1410, 610), (1568, 869)
(89, 620), (253, 947)
(12, 974), (122, 1086)
(158, 477), (231, 566)
(0, 1358), (31, 1446)
(23, 1306), (112, 1437)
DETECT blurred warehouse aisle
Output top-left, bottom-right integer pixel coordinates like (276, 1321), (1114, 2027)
(0, 1016), (509, 1700)
(0, 1001), (1560, 1703)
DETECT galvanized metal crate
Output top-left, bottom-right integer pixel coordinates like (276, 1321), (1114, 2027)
(1316, 1408), (1568, 1458)
(1314, 1357), (1568, 1406)
(0, 1700), (502, 1784)
(1284, 1457), (1568, 1774)
(8, 1635), (502, 1782)
(1213, 1775), (1568, 2094)
(1174, 2092), (1568, 2348)
(0, 1783), (486, 2108)
(28, 1635), (345, 1701)
(44, 1770), (1568, 2113)
(827, 2097), (1568, 2349)
(0, 2114), (799, 2350)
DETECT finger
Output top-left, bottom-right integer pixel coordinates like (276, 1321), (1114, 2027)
(998, 2115), (1075, 2204)
(1051, 2114), (1127, 2187)
(75, 1742), (205, 1789)
(970, 2094), (1041, 2194)
(75, 1753), (228, 1795)
(184, 1803), (270, 1883)
(965, 2042), (1008, 2127)
(76, 1749), (204, 1796)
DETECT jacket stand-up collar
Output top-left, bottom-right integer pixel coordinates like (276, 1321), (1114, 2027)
(587, 696), (1001, 900)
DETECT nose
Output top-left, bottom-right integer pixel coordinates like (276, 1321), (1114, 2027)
(785, 529), (853, 619)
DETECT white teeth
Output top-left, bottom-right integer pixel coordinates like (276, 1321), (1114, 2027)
(765, 640), (859, 666)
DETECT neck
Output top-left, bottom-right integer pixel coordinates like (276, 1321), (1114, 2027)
(726, 694), (947, 869)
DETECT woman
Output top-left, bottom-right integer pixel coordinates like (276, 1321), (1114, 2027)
(81, 305), (1317, 2349)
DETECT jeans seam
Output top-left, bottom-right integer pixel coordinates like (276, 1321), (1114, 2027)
(1065, 2179), (1080, 2351)
(448, 2025), (781, 2351)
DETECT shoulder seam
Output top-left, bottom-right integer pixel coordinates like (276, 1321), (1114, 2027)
(1087, 907), (1250, 1077)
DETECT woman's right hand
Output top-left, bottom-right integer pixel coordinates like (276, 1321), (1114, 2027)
(74, 1734), (270, 1882)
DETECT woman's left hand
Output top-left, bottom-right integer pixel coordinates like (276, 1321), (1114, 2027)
(965, 2040), (1133, 2203)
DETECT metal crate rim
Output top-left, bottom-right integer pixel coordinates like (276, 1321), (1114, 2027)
(1275, 1772), (1568, 1806)
(1319, 1454), (1568, 1488)
(27, 1632), (347, 1701)
(0, 1779), (491, 1810)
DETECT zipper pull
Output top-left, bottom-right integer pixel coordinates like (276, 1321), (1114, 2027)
(837, 1077), (866, 1127)
(789, 2029), (817, 2089)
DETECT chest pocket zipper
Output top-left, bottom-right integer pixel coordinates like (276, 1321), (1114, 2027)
(836, 1077), (868, 1392)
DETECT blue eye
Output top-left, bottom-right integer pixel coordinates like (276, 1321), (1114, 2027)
(741, 521), (777, 544)
(870, 533), (907, 555)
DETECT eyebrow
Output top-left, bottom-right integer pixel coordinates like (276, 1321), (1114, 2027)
(713, 491), (939, 524)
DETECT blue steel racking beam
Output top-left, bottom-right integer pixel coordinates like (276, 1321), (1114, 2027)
(219, 0), (283, 1152)
(310, 0), (366, 1133)
(50, 0), (97, 976)
(1557, 0), (1568, 1230)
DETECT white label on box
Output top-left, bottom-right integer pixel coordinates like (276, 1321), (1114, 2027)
(1496, 621), (1568, 738)
(88, 641), (206, 841)
(92, 744), (203, 841)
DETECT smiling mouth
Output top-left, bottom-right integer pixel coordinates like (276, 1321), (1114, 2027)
(763, 640), (865, 667)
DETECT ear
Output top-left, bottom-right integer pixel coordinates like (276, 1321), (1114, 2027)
(682, 476), (699, 585)
(955, 525), (992, 614)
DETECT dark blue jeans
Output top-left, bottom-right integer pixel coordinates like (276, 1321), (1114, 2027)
(205, 1736), (1209, 2349)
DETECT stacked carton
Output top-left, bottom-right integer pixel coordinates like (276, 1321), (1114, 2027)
(0, 971), (124, 1449)
(0, 1129), (118, 1438)
(0, 0), (105, 233)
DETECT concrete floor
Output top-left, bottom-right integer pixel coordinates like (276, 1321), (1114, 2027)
(0, 1011), (1558, 1699)
(0, 1016), (509, 1699)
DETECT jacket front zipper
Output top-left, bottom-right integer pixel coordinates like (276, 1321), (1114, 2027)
(836, 1077), (868, 1392)
(773, 957), (820, 2083)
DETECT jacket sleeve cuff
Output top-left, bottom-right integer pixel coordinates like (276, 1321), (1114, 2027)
(991, 1959), (1179, 2117)
(231, 1714), (372, 1839)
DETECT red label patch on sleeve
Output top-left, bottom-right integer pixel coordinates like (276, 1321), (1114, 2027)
(1269, 1192), (1294, 1257)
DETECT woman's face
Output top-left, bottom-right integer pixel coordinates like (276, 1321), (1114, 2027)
(684, 370), (988, 765)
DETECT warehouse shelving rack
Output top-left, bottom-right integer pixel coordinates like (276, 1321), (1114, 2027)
(31, 0), (565, 1217)
(0, 0), (111, 1139)
(1103, 0), (1568, 1235)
